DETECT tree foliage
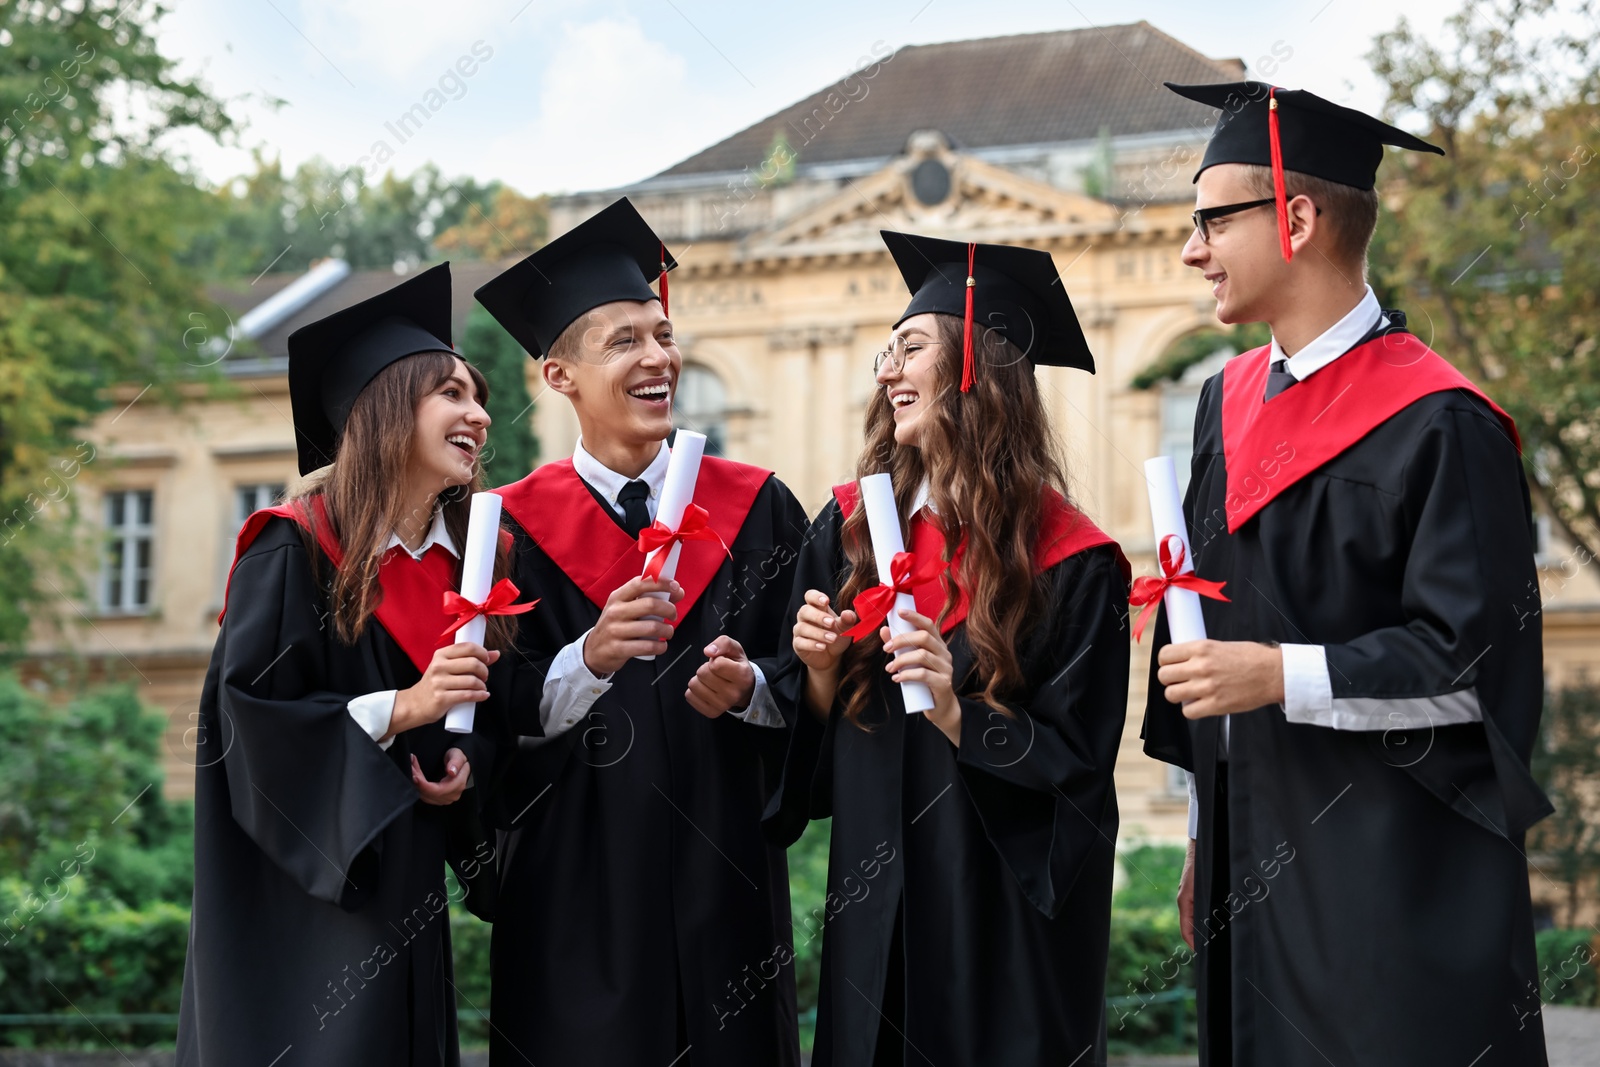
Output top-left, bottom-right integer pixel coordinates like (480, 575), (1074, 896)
(464, 304), (539, 487)
(186, 156), (515, 277)
(0, 0), (232, 645)
(1370, 0), (1600, 559)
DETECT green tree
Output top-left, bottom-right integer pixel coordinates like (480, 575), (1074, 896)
(1369, 0), (1600, 559)
(187, 156), (510, 277)
(464, 305), (539, 486)
(1529, 683), (1600, 929)
(0, 0), (232, 646)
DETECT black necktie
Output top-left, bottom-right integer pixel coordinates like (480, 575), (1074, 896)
(616, 480), (652, 539)
(1265, 359), (1298, 401)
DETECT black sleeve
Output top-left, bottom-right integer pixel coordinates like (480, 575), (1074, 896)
(952, 546), (1131, 916)
(761, 499), (844, 847)
(1321, 400), (1550, 836)
(215, 526), (417, 909)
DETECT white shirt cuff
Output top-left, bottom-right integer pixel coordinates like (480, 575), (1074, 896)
(1186, 770), (1198, 840)
(727, 662), (784, 727)
(529, 629), (612, 747)
(348, 690), (397, 751)
(1280, 644), (1334, 723)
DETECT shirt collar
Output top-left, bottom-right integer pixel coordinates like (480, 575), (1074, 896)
(910, 478), (935, 517)
(384, 506), (458, 561)
(1269, 285), (1382, 383)
(572, 436), (670, 517)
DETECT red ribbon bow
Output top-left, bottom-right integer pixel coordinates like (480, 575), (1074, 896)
(842, 550), (949, 640)
(1129, 535), (1229, 642)
(440, 578), (538, 640)
(636, 502), (729, 580)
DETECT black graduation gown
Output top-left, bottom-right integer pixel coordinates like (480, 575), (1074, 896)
(765, 497), (1131, 1067)
(177, 517), (500, 1067)
(1142, 321), (1551, 1066)
(485, 458), (808, 1067)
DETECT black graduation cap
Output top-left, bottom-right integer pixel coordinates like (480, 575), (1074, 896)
(1167, 81), (1444, 260)
(474, 197), (675, 359)
(286, 262), (454, 476)
(881, 230), (1094, 391)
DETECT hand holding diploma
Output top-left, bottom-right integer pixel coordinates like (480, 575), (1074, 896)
(1139, 457), (1278, 718)
(441, 492), (537, 733)
(636, 430), (726, 660)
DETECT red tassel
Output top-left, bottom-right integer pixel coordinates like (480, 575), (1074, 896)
(658, 242), (670, 317)
(960, 242), (976, 393)
(1268, 88), (1293, 262)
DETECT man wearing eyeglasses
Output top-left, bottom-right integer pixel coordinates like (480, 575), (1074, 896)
(1141, 82), (1549, 1066)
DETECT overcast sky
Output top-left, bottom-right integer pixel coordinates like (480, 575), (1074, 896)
(154, 0), (1471, 196)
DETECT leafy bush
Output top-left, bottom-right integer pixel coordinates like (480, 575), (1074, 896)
(1536, 927), (1599, 1007)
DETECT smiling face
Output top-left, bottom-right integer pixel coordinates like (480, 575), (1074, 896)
(544, 299), (681, 452)
(876, 313), (946, 448)
(1181, 163), (1293, 326)
(407, 356), (491, 492)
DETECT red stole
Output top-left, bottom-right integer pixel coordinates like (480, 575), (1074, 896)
(494, 454), (770, 617)
(1220, 333), (1520, 532)
(220, 496), (459, 674)
(832, 482), (1126, 634)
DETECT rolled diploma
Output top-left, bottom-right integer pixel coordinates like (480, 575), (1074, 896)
(444, 492), (502, 733)
(1143, 456), (1207, 644)
(637, 430), (707, 661)
(858, 473), (935, 715)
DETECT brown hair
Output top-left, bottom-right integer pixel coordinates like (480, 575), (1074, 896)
(1240, 164), (1379, 275)
(834, 312), (1072, 727)
(291, 351), (514, 651)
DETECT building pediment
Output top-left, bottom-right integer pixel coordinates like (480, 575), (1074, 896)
(747, 131), (1119, 260)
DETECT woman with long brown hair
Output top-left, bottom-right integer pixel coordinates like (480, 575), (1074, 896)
(767, 233), (1131, 1065)
(178, 264), (513, 1067)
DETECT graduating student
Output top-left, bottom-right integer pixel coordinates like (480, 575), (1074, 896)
(1141, 82), (1551, 1066)
(177, 264), (513, 1067)
(475, 198), (808, 1066)
(767, 231), (1131, 1066)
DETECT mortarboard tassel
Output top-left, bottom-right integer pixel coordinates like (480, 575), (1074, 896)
(960, 242), (977, 393)
(1268, 88), (1293, 262)
(659, 241), (670, 317)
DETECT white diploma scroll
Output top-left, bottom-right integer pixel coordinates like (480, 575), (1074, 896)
(1142, 456), (1208, 644)
(858, 472), (935, 715)
(444, 492), (503, 734)
(637, 430), (707, 662)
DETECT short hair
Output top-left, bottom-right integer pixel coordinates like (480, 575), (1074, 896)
(1239, 164), (1379, 276)
(546, 318), (584, 363)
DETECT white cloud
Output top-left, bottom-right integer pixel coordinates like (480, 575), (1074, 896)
(303, 0), (524, 82)
(470, 16), (750, 195)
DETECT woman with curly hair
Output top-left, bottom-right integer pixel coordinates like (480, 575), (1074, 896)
(768, 232), (1131, 1066)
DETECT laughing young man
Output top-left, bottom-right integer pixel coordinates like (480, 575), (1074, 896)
(474, 199), (806, 1067)
(1141, 82), (1550, 1066)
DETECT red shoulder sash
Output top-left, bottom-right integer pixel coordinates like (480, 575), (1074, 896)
(832, 481), (1127, 634)
(1220, 333), (1519, 532)
(219, 496), (459, 674)
(495, 454), (771, 616)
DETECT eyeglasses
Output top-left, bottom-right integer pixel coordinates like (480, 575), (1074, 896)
(1190, 198), (1276, 242)
(873, 337), (940, 374)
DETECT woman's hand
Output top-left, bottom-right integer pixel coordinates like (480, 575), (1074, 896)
(792, 590), (858, 721)
(883, 607), (960, 746)
(412, 747), (471, 806)
(388, 642), (500, 739)
(792, 590), (858, 673)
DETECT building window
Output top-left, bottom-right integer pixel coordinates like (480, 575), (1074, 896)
(1157, 345), (1235, 496)
(675, 362), (728, 456)
(102, 489), (154, 613)
(235, 483), (286, 527)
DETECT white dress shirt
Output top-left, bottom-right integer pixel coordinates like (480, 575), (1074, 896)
(346, 508), (460, 751)
(528, 437), (782, 747)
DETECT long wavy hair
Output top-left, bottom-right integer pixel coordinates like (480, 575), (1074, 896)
(290, 350), (513, 651)
(835, 312), (1073, 727)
